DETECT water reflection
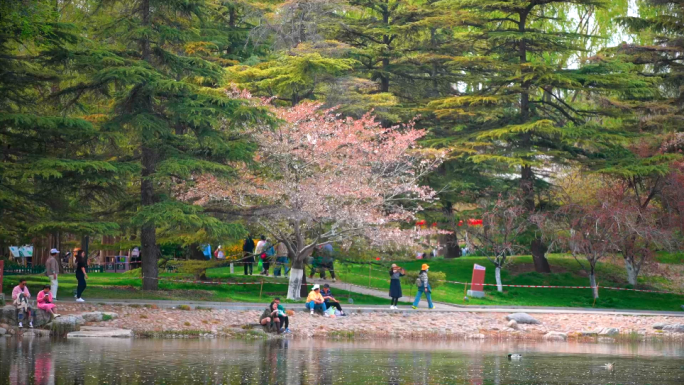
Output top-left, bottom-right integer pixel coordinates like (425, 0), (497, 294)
(1, 337), (683, 384)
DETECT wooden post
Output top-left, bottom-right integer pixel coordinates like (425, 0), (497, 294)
(230, 263), (234, 274)
(464, 281), (468, 302)
(260, 279), (264, 299)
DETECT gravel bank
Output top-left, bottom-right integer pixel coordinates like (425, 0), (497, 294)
(49, 303), (684, 342)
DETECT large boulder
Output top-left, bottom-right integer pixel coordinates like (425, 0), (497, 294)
(652, 323), (665, 330)
(0, 305), (17, 325)
(0, 305), (51, 327)
(51, 315), (83, 337)
(662, 324), (684, 333)
(505, 313), (540, 325)
(33, 309), (52, 327)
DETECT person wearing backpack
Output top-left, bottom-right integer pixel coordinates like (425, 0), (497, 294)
(412, 264), (434, 309)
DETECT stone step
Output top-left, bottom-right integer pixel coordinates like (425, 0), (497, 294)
(67, 326), (133, 338)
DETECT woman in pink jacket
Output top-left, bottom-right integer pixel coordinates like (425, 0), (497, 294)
(36, 285), (60, 318)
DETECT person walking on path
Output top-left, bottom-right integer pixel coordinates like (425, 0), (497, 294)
(12, 279), (33, 328)
(321, 284), (346, 316)
(75, 249), (88, 302)
(412, 264), (434, 309)
(259, 301), (282, 334)
(306, 284), (328, 316)
(389, 264), (405, 309)
(45, 249), (60, 300)
(242, 235), (255, 275)
(36, 285), (60, 319)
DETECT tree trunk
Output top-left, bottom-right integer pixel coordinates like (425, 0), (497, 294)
(287, 268), (304, 300)
(589, 270), (599, 299)
(188, 243), (205, 260)
(287, 254), (306, 300)
(624, 257), (638, 286)
(141, 145), (158, 290)
(495, 266), (503, 292)
(443, 232), (461, 258)
(139, 0), (157, 290)
(530, 239), (551, 273)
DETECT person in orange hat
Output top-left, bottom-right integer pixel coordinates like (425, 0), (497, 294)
(412, 263), (434, 309)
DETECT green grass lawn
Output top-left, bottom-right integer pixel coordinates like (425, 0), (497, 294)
(334, 254), (684, 311)
(1, 271), (391, 306)
(655, 251), (684, 264)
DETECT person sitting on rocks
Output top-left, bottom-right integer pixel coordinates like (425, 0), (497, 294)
(259, 301), (282, 334)
(37, 285), (60, 319)
(12, 279), (33, 328)
(320, 284), (346, 316)
(306, 284), (328, 316)
(273, 297), (291, 333)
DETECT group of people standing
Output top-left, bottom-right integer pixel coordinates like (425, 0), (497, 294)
(241, 235), (290, 277)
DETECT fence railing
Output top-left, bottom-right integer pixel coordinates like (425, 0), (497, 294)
(62, 265), (104, 274)
(3, 265), (45, 275)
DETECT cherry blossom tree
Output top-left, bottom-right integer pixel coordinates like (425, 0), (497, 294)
(184, 98), (445, 299)
(467, 195), (527, 292)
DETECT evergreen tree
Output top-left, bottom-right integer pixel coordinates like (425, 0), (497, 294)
(427, 0), (653, 271)
(68, 0), (274, 289)
(0, 0), (122, 251)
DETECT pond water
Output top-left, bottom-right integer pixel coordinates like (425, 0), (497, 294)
(0, 338), (683, 384)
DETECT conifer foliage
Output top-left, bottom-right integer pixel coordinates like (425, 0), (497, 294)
(76, 0), (273, 289)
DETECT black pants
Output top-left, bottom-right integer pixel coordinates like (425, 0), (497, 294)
(391, 297), (399, 306)
(76, 274), (87, 298)
(262, 262), (270, 274)
(320, 264), (335, 279)
(278, 315), (289, 329)
(325, 300), (343, 312)
(244, 263), (253, 275)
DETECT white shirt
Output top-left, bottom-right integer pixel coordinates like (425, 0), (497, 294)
(255, 240), (267, 254)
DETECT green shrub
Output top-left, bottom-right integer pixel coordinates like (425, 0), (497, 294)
(124, 268), (142, 277)
(402, 271), (446, 290)
(167, 260), (229, 280)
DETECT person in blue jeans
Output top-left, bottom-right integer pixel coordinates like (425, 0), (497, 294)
(412, 264), (434, 309)
(306, 284), (329, 316)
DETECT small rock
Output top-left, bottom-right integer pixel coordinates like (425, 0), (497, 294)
(544, 331), (567, 341)
(81, 312), (103, 322)
(598, 328), (619, 336)
(505, 313), (540, 325)
(653, 323), (665, 330)
(662, 324), (684, 333)
(507, 320), (519, 330)
(579, 331), (598, 337)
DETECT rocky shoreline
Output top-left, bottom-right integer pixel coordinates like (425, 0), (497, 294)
(2, 303), (683, 342)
